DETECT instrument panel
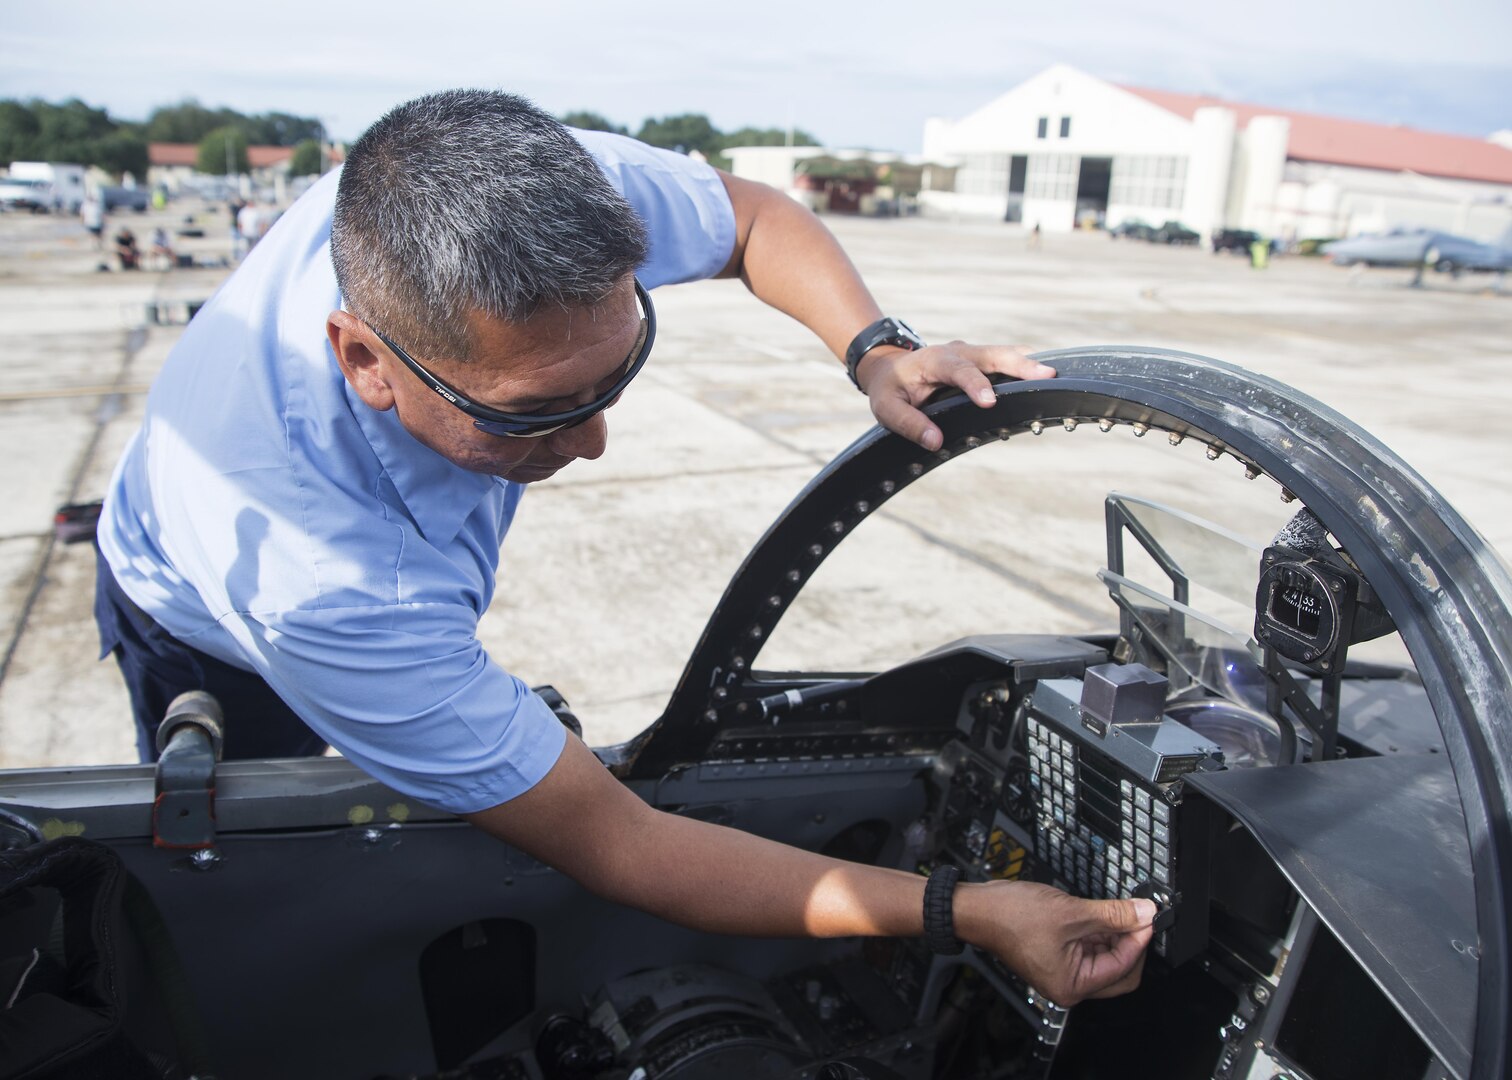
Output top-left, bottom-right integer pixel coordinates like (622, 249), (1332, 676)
(933, 660), (1224, 965)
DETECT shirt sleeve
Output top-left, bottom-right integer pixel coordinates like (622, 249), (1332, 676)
(223, 599), (567, 815)
(571, 129), (737, 289)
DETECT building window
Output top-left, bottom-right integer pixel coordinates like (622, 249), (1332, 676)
(1036, 117), (1048, 140)
(1109, 155), (1188, 211)
(1025, 154), (1080, 201)
(957, 153), (1011, 197)
(1060, 117), (1071, 139)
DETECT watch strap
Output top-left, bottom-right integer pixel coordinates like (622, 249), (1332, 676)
(844, 317), (925, 390)
(923, 864), (965, 955)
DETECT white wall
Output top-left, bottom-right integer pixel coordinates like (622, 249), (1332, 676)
(1020, 196), (1076, 232)
(918, 190), (1013, 219)
(1180, 107), (1236, 241)
(925, 65), (1201, 229)
(1272, 160), (1512, 240)
(723, 146), (826, 190)
(1237, 117), (1290, 234)
(931, 64), (1194, 158)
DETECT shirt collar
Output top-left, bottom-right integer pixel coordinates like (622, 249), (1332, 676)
(344, 376), (504, 547)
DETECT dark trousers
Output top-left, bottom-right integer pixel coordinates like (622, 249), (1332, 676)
(94, 545), (328, 761)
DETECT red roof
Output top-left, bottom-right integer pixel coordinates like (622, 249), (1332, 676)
(148, 142), (296, 170)
(1120, 86), (1512, 185)
(148, 143), (197, 167)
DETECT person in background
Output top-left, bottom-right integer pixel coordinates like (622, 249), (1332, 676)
(150, 227), (176, 269)
(82, 195), (105, 249)
(229, 195), (247, 260)
(113, 225), (139, 271)
(237, 199), (264, 253)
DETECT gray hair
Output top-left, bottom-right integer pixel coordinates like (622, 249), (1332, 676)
(331, 89), (649, 360)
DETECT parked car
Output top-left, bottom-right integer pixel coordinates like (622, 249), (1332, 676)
(1151, 220), (1200, 245)
(0, 177), (55, 212)
(1109, 218), (1153, 240)
(1212, 228), (1261, 254)
(101, 185), (150, 213)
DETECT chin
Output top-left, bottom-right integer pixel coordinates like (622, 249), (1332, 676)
(500, 461), (567, 484)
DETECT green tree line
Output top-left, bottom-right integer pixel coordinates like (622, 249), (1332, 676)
(0, 99), (147, 178)
(1, 97), (324, 178)
(3, 96), (811, 180)
(561, 110), (819, 168)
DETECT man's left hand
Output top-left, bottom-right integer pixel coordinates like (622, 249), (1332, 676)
(857, 342), (1056, 450)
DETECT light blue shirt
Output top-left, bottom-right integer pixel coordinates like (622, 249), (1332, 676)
(98, 132), (736, 813)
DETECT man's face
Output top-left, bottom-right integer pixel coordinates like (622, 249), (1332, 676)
(361, 278), (643, 484)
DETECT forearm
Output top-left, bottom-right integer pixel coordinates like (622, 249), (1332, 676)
(583, 805), (927, 939)
(718, 173), (883, 362)
(466, 735), (926, 939)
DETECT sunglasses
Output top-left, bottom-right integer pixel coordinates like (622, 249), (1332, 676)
(369, 278), (655, 438)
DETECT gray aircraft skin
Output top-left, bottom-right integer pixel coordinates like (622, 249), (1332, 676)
(1323, 226), (1512, 273)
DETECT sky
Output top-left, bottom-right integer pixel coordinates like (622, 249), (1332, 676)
(3, 0), (1509, 151)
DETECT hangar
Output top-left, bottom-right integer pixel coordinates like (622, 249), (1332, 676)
(920, 64), (1512, 243)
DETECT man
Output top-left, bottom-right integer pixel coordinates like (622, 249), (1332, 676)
(96, 90), (1152, 1007)
(82, 194), (105, 249)
(113, 224), (140, 271)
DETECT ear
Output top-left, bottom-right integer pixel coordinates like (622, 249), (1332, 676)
(327, 311), (395, 412)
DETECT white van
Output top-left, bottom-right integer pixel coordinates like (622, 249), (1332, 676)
(7, 162), (88, 213)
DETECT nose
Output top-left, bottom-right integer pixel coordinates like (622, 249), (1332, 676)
(545, 411), (608, 461)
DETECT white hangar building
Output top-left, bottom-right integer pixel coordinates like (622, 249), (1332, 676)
(922, 64), (1512, 243)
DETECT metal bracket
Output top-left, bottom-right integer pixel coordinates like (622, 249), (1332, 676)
(152, 691), (225, 850)
(1262, 647), (1340, 762)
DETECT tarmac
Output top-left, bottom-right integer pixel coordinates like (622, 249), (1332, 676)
(1, 200), (1508, 768)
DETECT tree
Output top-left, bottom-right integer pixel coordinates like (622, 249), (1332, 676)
(635, 114), (722, 157)
(148, 99), (321, 147)
(719, 126), (820, 149)
(147, 100), (243, 144)
(244, 112), (322, 147)
(0, 100), (41, 163)
(92, 128), (148, 180)
(0, 98), (146, 178)
(289, 139), (323, 177)
(560, 110), (628, 135)
(198, 126), (249, 174)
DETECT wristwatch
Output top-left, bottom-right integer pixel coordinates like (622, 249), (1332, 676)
(844, 317), (926, 390)
(923, 864), (965, 955)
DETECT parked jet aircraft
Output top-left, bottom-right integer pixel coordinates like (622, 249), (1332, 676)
(1323, 227), (1512, 275)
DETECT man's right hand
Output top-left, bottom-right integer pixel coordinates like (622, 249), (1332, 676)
(956, 880), (1156, 1006)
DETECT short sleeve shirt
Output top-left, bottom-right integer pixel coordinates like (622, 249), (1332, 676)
(97, 131), (736, 813)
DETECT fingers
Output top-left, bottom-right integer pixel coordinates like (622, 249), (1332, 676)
(1087, 949), (1148, 1000)
(1043, 894), (1156, 1004)
(1091, 897), (1158, 934)
(924, 344), (1053, 410)
(868, 386), (944, 451)
(1086, 926), (1152, 997)
(967, 342), (1057, 382)
(1071, 905), (1154, 999)
(861, 340), (1054, 449)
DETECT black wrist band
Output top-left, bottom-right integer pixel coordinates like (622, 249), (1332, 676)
(923, 864), (965, 955)
(844, 316), (925, 391)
